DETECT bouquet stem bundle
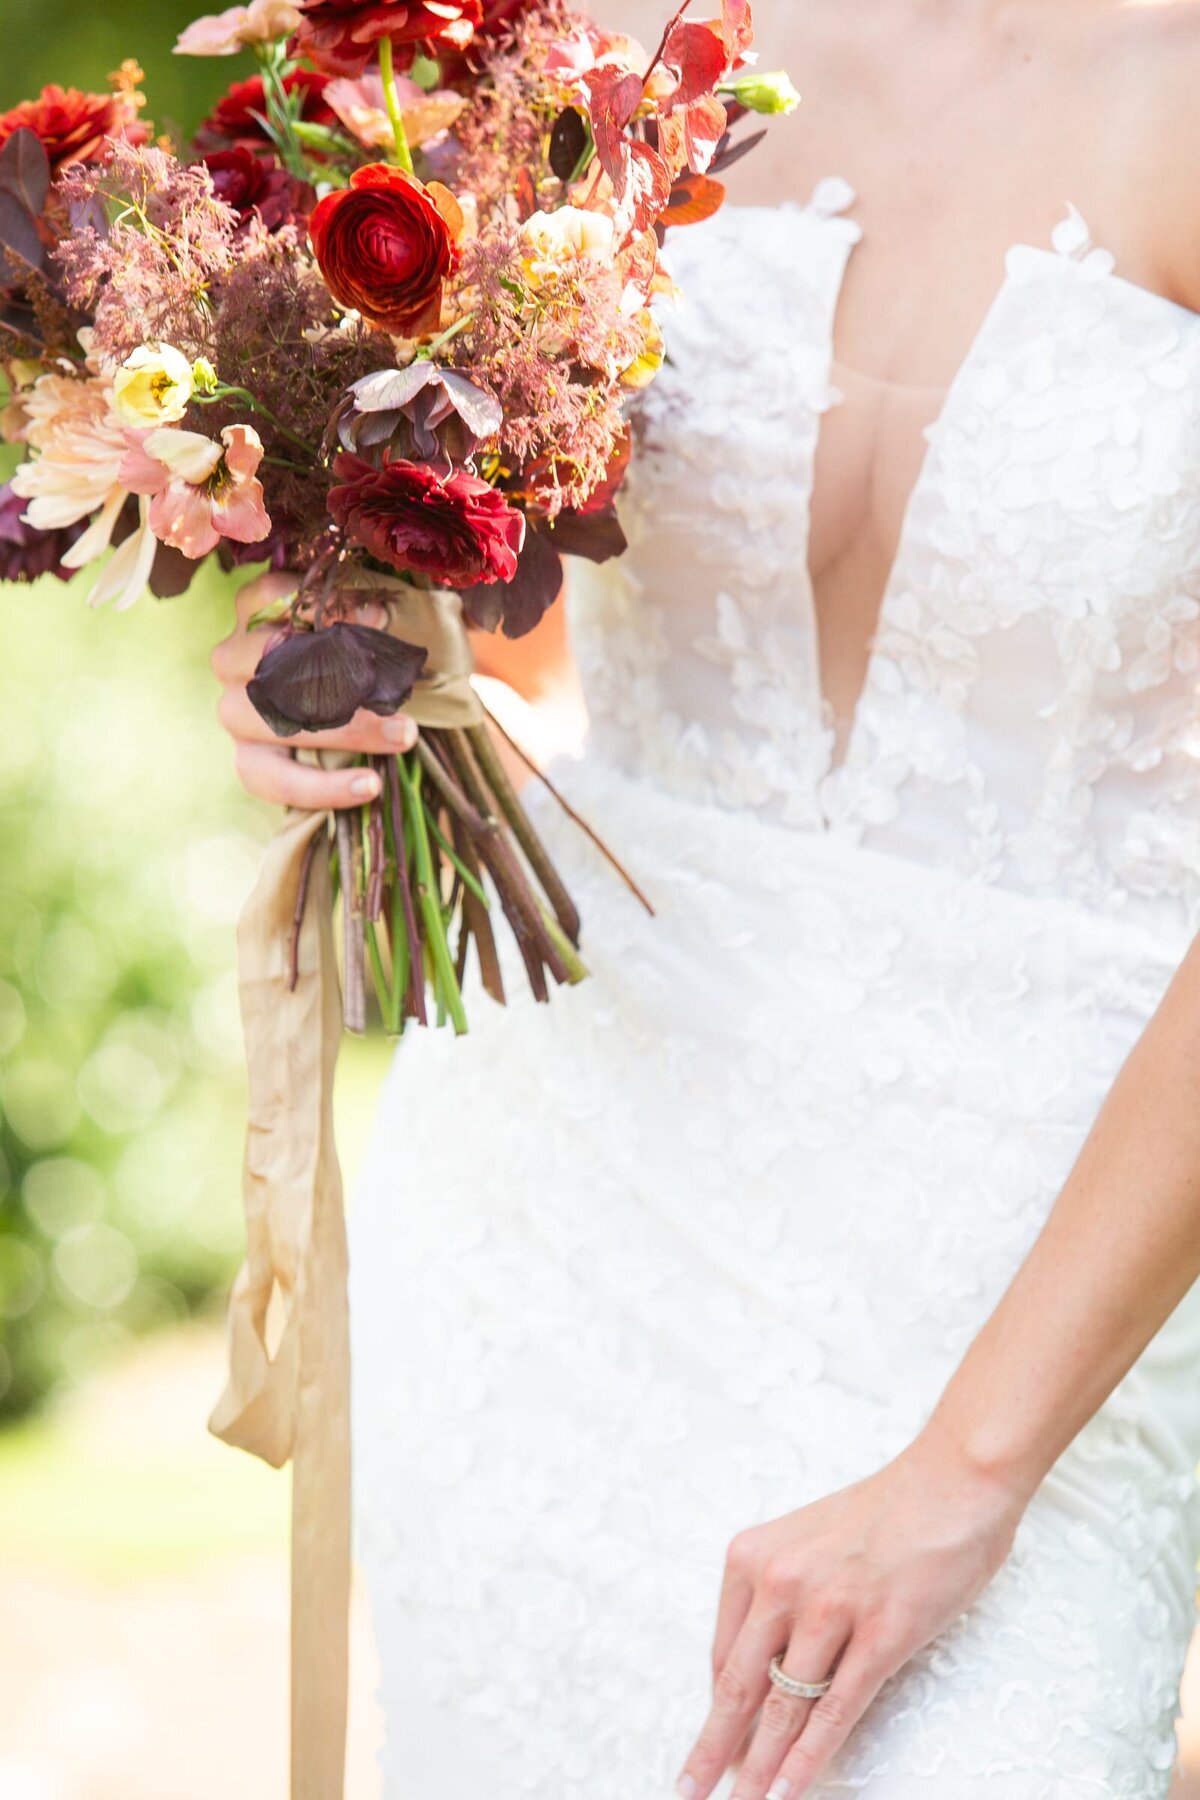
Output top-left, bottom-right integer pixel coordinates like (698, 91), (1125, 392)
(320, 719), (590, 1038)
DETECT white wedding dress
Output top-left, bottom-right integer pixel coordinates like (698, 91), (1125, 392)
(350, 183), (1200, 1797)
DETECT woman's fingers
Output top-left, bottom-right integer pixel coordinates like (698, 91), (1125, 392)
(233, 742), (384, 811)
(675, 1608), (780, 1800)
(217, 684), (417, 756)
(765, 1642), (895, 1798)
(710, 1535), (755, 1682)
(727, 1620), (850, 1800)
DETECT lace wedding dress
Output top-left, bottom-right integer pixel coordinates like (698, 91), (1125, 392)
(349, 182), (1200, 1797)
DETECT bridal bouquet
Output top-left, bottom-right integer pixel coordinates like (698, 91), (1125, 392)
(1, 0), (796, 1039)
(0, 6), (795, 1793)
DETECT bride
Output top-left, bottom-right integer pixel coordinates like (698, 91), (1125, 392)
(212, 0), (1200, 1794)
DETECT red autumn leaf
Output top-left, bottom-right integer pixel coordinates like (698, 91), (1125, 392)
(624, 138), (673, 234)
(660, 20), (729, 107)
(680, 91), (728, 174)
(514, 165), (538, 222)
(617, 226), (661, 299)
(585, 63), (644, 192)
(662, 171), (727, 227)
(721, 0), (755, 58)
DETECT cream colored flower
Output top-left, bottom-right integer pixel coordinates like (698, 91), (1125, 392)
(521, 206), (616, 287)
(113, 345), (197, 428)
(174, 0), (300, 55)
(10, 369), (156, 609)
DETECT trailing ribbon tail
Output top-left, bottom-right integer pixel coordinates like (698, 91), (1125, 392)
(208, 586), (485, 1800)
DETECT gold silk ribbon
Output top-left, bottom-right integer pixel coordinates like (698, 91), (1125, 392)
(209, 585), (483, 1800)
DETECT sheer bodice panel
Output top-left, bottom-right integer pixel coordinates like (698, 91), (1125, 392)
(569, 182), (1200, 943)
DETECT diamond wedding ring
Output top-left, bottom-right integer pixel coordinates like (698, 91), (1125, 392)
(767, 1653), (834, 1701)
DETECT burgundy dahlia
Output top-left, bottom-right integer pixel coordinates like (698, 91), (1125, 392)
(201, 148), (315, 232)
(195, 71), (336, 154)
(290, 0), (483, 78)
(329, 452), (525, 588)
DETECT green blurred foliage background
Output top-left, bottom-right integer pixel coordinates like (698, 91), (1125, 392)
(1, 12), (277, 1417)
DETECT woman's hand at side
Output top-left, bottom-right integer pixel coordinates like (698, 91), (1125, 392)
(211, 572), (419, 810)
(675, 1425), (1025, 1800)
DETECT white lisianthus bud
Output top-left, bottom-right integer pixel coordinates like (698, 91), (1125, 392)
(191, 356), (220, 395)
(722, 70), (801, 116)
(113, 345), (197, 427)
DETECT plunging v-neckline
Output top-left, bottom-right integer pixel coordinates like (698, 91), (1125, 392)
(784, 189), (1031, 777)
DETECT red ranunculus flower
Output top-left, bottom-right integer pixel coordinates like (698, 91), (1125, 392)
(290, 0), (483, 78)
(0, 84), (147, 174)
(195, 71), (335, 154)
(329, 452), (525, 587)
(309, 162), (459, 335)
(201, 148), (315, 232)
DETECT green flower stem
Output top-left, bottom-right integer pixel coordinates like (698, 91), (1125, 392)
(539, 905), (589, 985)
(193, 384), (315, 454)
(379, 37), (416, 176)
(418, 312), (477, 360)
(399, 753), (468, 1035)
(466, 722), (582, 944)
(422, 800), (490, 908)
(387, 752), (425, 1026)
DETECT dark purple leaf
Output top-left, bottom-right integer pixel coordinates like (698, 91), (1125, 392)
(247, 622), (428, 737)
(709, 124), (767, 176)
(549, 106), (588, 181)
(461, 528), (563, 639)
(0, 193), (44, 277)
(148, 544), (200, 599)
(0, 130), (50, 218)
(541, 505), (627, 564)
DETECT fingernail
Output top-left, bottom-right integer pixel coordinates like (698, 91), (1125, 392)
(381, 717), (412, 746)
(676, 1780), (698, 1799)
(767, 1783), (792, 1800)
(351, 773), (381, 798)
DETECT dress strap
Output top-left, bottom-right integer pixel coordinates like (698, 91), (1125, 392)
(802, 175), (862, 242)
(1050, 203), (1116, 276)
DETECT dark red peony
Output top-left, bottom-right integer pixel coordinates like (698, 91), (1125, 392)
(309, 162), (459, 335)
(195, 71), (335, 153)
(201, 148), (315, 231)
(290, 0), (483, 78)
(329, 452), (525, 587)
(0, 84), (147, 174)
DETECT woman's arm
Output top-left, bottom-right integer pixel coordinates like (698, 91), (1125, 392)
(676, 935), (1200, 1800)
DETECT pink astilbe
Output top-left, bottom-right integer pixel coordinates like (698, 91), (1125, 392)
(55, 142), (238, 362)
(120, 422), (271, 558)
(447, 0), (574, 212)
(451, 226), (645, 516)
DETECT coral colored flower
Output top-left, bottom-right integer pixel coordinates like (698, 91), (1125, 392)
(9, 370), (157, 608)
(0, 84), (147, 175)
(113, 344), (197, 428)
(323, 71), (465, 151)
(175, 0), (302, 55)
(290, 0), (483, 79)
(309, 163), (460, 336)
(196, 70), (334, 152)
(121, 423), (271, 559)
(329, 452), (524, 587)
